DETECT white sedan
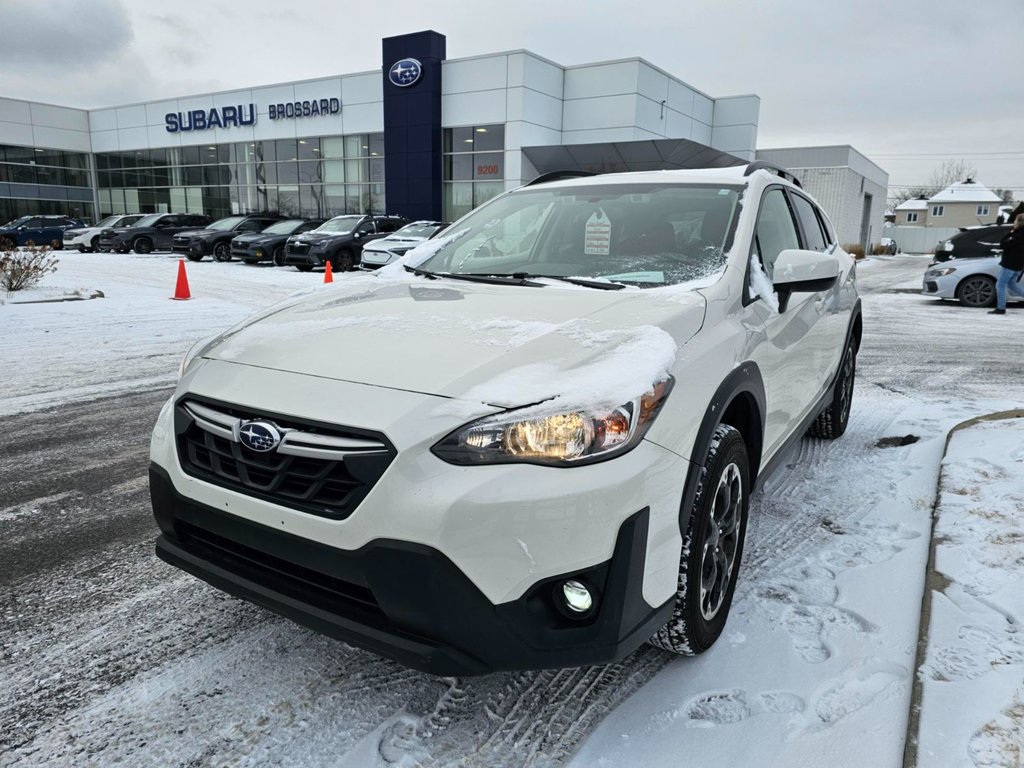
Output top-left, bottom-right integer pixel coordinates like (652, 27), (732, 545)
(922, 255), (1004, 308)
(150, 164), (861, 675)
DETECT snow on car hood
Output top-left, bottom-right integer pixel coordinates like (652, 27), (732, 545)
(201, 276), (706, 406)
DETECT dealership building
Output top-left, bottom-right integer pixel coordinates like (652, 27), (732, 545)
(0, 30), (886, 247)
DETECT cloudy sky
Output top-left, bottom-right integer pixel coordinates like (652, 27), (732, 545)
(2, 0), (1021, 195)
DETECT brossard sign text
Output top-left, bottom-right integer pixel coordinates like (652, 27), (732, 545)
(165, 98), (342, 133)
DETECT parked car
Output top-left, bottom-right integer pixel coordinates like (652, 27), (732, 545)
(933, 224), (1010, 263)
(151, 163), (861, 675)
(0, 215), (86, 250)
(232, 219), (325, 265)
(922, 255), (1007, 307)
(100, 213), (213, 254)
(63, 214), (145, 252)
(172, 214), (283, 262)
(879, 236), (898, 255)
(359, 220), (450, 270)
(283, 214), (408, 272)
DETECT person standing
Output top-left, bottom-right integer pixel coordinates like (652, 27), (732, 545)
(990, 212), (1024, 314)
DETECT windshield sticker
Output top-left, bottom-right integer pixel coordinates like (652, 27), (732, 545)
(584, 210), (611, 256)
(600, 271), (666, 284)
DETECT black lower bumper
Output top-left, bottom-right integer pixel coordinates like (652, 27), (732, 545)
(150, 464), (671, 676)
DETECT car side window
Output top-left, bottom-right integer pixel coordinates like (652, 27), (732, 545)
(238, 220), (262, 232)
(753, 188), (800, 278)
(298, 221), (319, 233)
(357, 221), (376, 235)
(23, 217), (43, 228)
(377, 219), (401, 233)
(789, 193), (828, 252)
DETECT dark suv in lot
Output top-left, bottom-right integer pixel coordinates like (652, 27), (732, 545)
(101, 213), (213, 254)
(0, 215), (87, 250)
(934, 224), (1011, 263)
(283, 214), (407, 271)
(231, 218), (325, 265)
(172, 214), (283, 262)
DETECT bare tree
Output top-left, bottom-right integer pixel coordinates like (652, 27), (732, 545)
(888, 159), (980, 209)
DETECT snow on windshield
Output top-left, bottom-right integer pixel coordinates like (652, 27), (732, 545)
(375, 228), (472, 278)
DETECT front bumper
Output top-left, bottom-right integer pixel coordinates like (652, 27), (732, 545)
(151, 465), (671, 675)
(173, 240), (207, 256)
(284, 250), (325, 267)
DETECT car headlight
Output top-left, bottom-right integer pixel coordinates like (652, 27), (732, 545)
(927, 268), (956, 277)
(432, 379), (673, 466)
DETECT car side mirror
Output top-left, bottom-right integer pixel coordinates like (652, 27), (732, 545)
(771, 249), (839, 312)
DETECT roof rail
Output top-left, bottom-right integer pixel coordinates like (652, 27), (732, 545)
(526, 170), (598, 186)
(743, 161), (802, 188)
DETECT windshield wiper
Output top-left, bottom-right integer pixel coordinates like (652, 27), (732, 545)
(403, 264), (439, 280)
(463, 272), (626, 291)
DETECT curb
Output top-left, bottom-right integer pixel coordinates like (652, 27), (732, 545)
(902, 409), (1024, 768)
(7, 289), (105, 304)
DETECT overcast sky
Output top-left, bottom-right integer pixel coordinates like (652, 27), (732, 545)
(2, 0), (1022, 195)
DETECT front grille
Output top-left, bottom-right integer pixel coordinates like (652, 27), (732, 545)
(176, 520), (384, 618)
(287, 242), (311, 255)
(925, 281), (938, 293)
(175, 399), (395, 520)
(231, 242), (251, 256)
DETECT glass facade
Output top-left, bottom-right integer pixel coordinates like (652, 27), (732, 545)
(0, 144), (94, 223)
(443, 125), (505, 221)
(95, 133), (386, 220)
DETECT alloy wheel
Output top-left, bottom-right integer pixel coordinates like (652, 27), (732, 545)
(699, 462), (744, 621)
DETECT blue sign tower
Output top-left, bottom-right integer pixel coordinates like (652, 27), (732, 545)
(382, 31), (446, 222)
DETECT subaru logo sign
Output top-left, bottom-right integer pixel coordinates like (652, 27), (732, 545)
(389, 58), (422, 87)
(237, 420), (282, 453)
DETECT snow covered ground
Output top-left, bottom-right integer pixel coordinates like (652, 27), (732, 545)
(1, 251), (1023, 767)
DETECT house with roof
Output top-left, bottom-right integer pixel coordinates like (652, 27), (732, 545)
(893, 196), (928, 225)
(895, 179), (1003, 227)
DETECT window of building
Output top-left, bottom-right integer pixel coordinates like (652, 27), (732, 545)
(906, 212), (919, 223)
(977, 205), (989, 216)
(0, 143), (94, 222)
(443, 125), (505, 221)
(94, 133), (385, 219)
(931, 205), (944, 217)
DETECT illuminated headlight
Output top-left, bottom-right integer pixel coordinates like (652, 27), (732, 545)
(926, 267), (956, 277)
(432, 378), (673, 466)
(255, 249), (265, 257)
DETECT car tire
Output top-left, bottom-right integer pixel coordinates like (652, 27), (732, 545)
(955, 275), (996, 308)
(213, 242), (231, 262)
(649, 423), (749, 656)
(90, 236), (100, 253)
(808, 340), (856, 439)
(295, 265), (313, 272)
(272, 246), (286, 266)
(333, 250), (354, 272)
(50, 238), (63, 250)
(133, 237), (153, 254)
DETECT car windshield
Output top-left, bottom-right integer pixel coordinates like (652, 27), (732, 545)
(315, 216), (363, 234)
(206, 216), (247, 231)
(3, 216), (30, 228)
(261, 219), (306, 235)
(95, 216), (122, 228)
(131, 214), (164, 228)
(416, 183), (741, 287)
(392, 222), (443, 238)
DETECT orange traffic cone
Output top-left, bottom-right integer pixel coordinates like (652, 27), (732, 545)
(171, 259), (192, 300)
(324, 260), (334, 284)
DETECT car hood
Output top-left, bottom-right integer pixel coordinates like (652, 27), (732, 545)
(176, 229), (216, 239)
(233, 232), (274, 245)
(364, 236), (425, 251)
(293, 231), (347, 245)
(199, 277), (705, 404)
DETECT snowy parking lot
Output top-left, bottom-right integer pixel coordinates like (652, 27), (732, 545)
(1, 251), (1022, 767)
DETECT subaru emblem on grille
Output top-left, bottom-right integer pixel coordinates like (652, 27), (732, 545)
(236, 420), (282, 452)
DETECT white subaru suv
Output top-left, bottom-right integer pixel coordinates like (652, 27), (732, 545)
(150, 163), (861, 675)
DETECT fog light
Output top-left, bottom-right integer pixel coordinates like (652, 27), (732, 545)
(562, 580), (593, 614)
